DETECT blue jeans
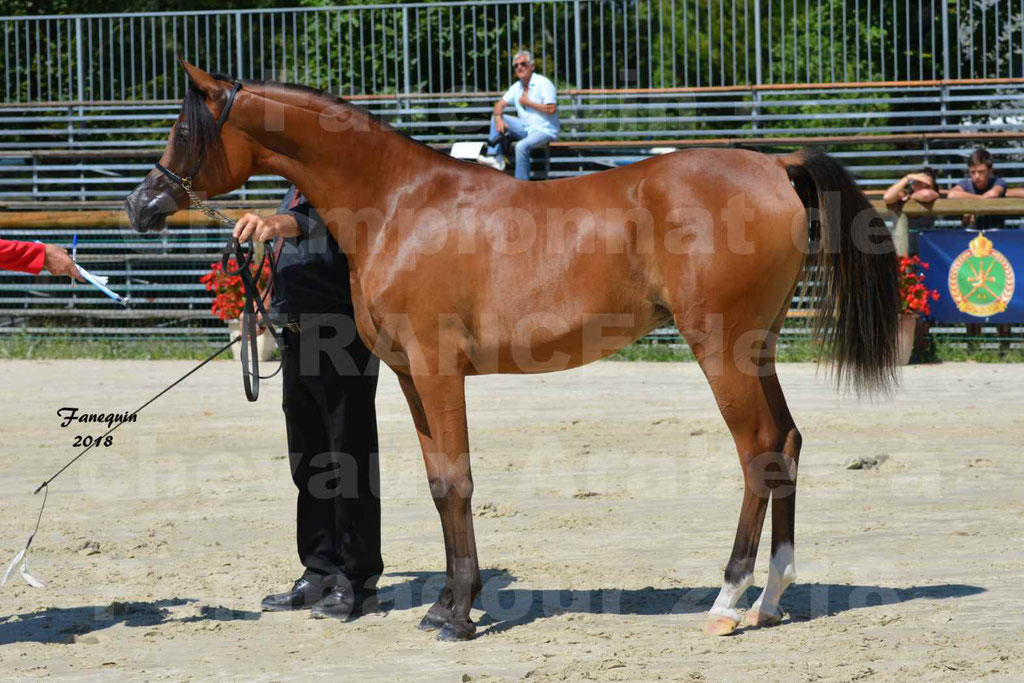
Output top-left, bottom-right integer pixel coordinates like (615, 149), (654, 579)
(487, 114), (555, 180)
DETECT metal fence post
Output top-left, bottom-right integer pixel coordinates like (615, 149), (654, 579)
(752, 0), (762, 133)
(754, 0), (762, 86)
(401, 6), (411, 125)
(941, 0), (950, 81)
(402, 7), (411, 95)
(75, 18), (84, 103)
(74, 16), (84, 165)
(235, 12), (244, 80)
(574, 0), (583, 89)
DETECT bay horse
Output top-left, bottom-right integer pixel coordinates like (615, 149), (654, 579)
(125, 61), (900, 640)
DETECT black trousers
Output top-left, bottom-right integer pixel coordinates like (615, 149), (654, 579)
(280, 313), (382, 590)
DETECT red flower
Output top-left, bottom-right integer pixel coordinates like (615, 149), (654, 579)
(199, 257), (272, 323)
(898, 255), (940, 316)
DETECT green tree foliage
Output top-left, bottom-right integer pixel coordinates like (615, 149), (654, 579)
(0, 1), (291, 14)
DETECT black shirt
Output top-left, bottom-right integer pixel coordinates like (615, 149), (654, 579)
(270, 186), (353, 319)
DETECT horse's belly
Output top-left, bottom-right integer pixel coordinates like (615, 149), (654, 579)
(467, 308), (658, 375)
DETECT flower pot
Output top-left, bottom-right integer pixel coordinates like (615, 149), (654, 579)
(896, 312), (918, 365)
(226, 318), (276, 362)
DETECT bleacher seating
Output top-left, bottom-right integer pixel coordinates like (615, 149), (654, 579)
(3, 78), (1024, 341)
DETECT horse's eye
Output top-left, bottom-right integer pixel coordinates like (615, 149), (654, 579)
(177, 125), (189, 140)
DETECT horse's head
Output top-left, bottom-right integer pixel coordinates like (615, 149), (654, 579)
(125, 60), (257, 234)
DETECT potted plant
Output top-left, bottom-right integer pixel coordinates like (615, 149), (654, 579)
(199, 257), (276, 361)
(897, 255), (940, 365)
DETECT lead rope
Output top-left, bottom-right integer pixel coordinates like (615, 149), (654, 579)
(3, 241), (283, 587)
(5, 174), (285, 588)
(3, 334), (243, 588)
(180, 174), (283, 401)
(6, 79), (284, 586)
(181, 176), (236, 227)
(221, 232), (283, 401)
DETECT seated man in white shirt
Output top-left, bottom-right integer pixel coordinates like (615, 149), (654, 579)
(477, 50), (560, 180)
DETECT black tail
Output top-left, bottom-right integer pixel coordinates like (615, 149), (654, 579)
(785, 148), (900, 395)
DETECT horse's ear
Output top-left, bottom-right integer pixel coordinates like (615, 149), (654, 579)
(177, 57), (219, 98)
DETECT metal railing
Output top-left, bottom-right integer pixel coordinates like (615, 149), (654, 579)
(0, 1), (1016, 101)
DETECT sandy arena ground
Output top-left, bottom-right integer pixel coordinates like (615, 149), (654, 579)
(0, 359), (1022, 681)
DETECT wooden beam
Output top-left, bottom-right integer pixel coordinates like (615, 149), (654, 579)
(0, 199), (279, 210)
(872, 198), (1024, 216)
(0, 208), (277, 229)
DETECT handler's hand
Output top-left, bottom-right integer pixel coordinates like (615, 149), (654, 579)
(43, 243), (84, 282)
(519, 91), (533, 109)
(495, 116), (508, 134)
(233, 213), (301, 243)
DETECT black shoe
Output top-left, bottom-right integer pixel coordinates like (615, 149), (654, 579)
(310, 584), (378, 621)
(261, 576), (333, 612)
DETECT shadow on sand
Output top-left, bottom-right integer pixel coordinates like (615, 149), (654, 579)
(0, 598), (260, 646)
(0, 571), (984, 644)
(379, 570), (986, 637)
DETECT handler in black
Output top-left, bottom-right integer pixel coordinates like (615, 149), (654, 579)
(232, 185), (382, 620)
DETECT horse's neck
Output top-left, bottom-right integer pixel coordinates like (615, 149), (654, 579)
(246, 93), (435, 272)
(249, 105), (397, 208)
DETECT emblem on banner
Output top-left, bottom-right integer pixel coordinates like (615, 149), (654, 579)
(948, 233), (1016, 317)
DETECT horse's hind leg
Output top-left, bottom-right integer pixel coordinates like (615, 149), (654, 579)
(679, 314), (799, 636)
(741, 366), (800, 627)
(742, 312), (801, 627)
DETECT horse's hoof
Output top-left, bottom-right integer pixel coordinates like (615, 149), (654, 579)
(741, 607), (783, 627)
(436, 620), (475, 642)
(418, 611), (449, 632)
(703, 615), (739, 636)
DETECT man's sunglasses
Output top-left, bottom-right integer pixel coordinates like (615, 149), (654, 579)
(513, 61), (529, 68)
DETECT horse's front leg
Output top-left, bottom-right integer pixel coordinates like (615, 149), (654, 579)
(407, 372), (481, 640)
(396, 372), (457, 631)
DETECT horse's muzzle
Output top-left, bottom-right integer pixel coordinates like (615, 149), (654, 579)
(124, 178), (178, 234)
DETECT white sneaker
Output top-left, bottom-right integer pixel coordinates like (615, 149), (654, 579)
(476, 154), (506, 172)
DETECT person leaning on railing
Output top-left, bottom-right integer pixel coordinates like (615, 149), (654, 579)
(0, 238), (83, 280)
(947, 148), (1007, 229)
(883, 168), (940, 254)
(1003, 184), (1024, 206)
(882, 169), (940, 206)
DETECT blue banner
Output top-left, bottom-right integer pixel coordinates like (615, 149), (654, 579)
(918, 229), (1022, 323)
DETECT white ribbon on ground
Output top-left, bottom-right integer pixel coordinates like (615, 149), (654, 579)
(1, 538), (46, 589)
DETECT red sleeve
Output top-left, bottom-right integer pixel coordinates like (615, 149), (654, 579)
(0, 239), (46, 275)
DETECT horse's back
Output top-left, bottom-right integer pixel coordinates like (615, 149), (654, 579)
(461, 148), (803, 373)
(364, 147), (807, 375)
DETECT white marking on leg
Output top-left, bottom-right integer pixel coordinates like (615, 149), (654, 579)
(708, 573), (753, 622)
(750, 542), (796, 618)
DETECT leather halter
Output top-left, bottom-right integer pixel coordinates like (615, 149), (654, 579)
(154, 79), (280, 402)
(155, 79), (243, 192)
